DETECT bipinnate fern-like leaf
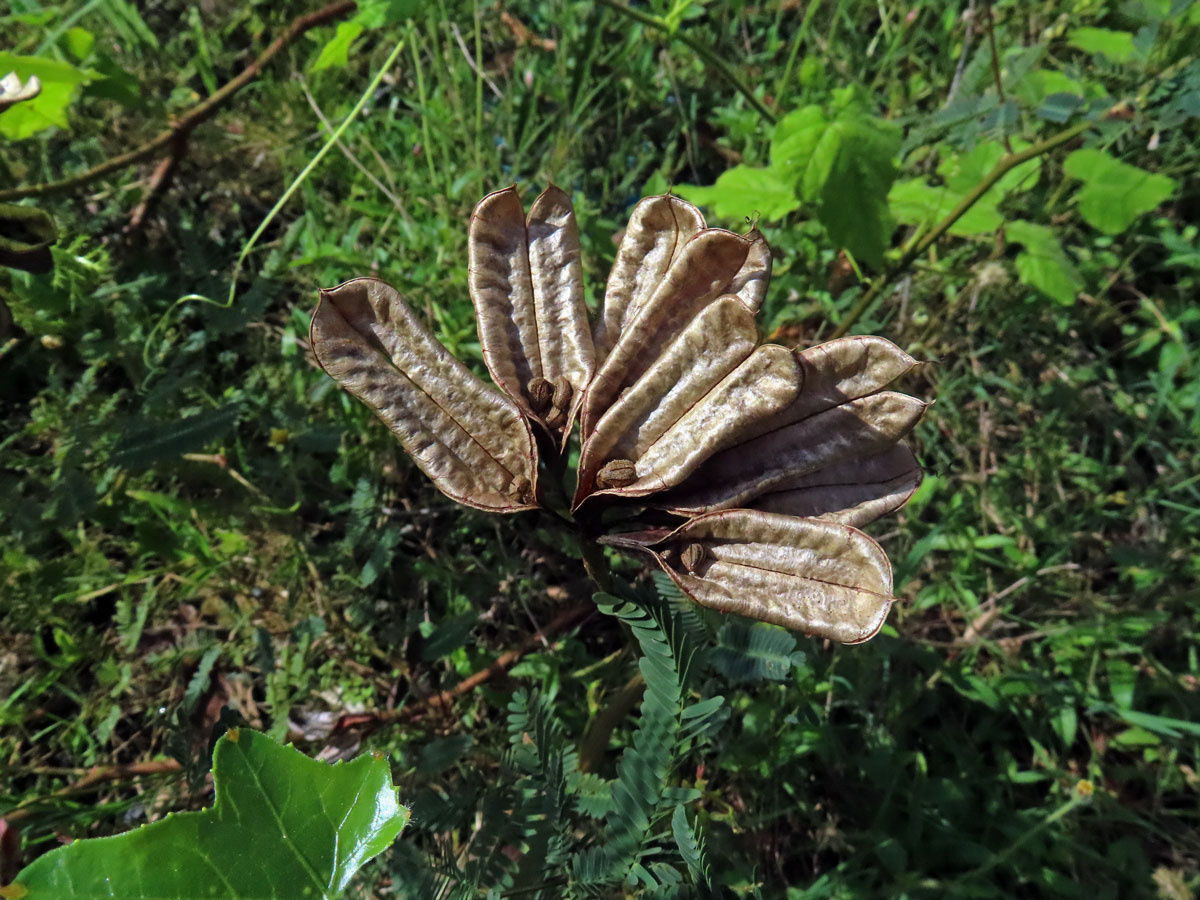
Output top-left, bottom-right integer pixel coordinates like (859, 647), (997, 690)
(709, 620), (803, 684)
(310, 277), (539, 513)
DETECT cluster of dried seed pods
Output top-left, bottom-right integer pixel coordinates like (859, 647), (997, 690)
(310, 187), (928, 644)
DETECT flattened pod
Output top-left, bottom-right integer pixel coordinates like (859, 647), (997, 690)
(575, 296), (759, 507)
(751, 443), (923, 527)
(310, 277), (539, 513)
(587, 344), (804, 502)
(469, 185), (595, 439)
(592, 194), (706, 366)
(604, 510), (895, 643)
(664, 391), (927, 514)
(581, 227), (765, 437)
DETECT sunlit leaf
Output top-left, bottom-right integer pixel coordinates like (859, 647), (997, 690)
(1067, 27), (1140, 63)
(310, 21), (364, 72)
(3, 729), (409, 900)
(1006, 220), (1083, 304)
(1063, 148), (1177, 234)
(0, 53), (92, 139)
(675, 165), (800, 222)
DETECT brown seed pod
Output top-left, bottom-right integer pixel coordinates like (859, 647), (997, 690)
(751, 442), (923, 527)
(310, 277), (538, 513)
(575, 296), (759, 506)
(596, 458), (638, 488)
(469, 185), (594, 440)
(603, 509), (895, 644)
(581, 227), (770, 438)
(592, 194), (706, 366)
(662, 336), (925, 515)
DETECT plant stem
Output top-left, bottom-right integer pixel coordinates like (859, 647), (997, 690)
(828, 118), (1091, 340)
(595, 0), (776, 124)
(0, 0), (357, 202)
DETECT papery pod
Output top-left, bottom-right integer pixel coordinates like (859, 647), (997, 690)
(310, 277), (538, 513)
(751, 443), (923, 527)
(469, 185), (594, 440)
(581, 227), (770, 437)
(663, 336), (924, 514)
(664, 390), (927, 514)
(581, 343), (803, 504)
(604, 509), (895, 643)
(575, 296), (759, 506)
(592, 194), (706, 365)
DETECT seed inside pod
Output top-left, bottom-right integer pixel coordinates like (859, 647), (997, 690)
(507, 475), (532, 502)
(527, 376), (554, 412)
(551, 375), (573, 413)
(596, 458), (638, 488)
(680, 542), (706, 573)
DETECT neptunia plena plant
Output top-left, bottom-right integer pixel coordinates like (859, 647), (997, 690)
(310, 187), (928, 643)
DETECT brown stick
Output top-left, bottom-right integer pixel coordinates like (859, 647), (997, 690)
(0, 0), (357, 203)
(3, 761), (183, 824)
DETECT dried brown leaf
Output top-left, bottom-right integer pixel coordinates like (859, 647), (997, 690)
(592, 194), (706, 365)
(469, 185), (594, 438)
(751, 443), (923, 527)
(606, 509), (895, 643)
(581, 227), (769, 437)
(310, 277), (538, 513)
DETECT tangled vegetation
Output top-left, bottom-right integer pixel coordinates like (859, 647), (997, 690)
(1, 0), (1199, 897)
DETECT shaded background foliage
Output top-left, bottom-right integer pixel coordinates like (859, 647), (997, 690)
(1, 0), (1199, 897)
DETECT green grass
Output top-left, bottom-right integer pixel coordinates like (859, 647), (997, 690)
(2, 0), (1199, 896)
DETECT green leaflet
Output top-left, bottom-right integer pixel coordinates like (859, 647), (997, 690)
(310, 22), (364, 72)
(677, 90), (900, 268)
(1063, 148), (1178, 235)
(4, 729), (409, 900)
(888, 139), (1043, 237)
(1006, 219), (1084, 305)
(1067, 27), (1140, 64)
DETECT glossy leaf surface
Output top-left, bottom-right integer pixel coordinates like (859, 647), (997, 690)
(3, 729), (409, 900)
(606, 510), (895, 643)
(468, 185), (594, 437)
(311, 277), (538, 512)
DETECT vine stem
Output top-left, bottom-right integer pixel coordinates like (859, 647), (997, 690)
(0, 0), (357, 202)
(595, 0), (776, 124)
(828, 118), (1092, 341)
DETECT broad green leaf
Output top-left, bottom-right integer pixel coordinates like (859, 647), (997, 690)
(768, 105), (830, 183)
(1062, 148), (1177, 234)
(674, 165), (800, 221)
(3, 729), (409, 900)
(63, 27), (95, 62)
(1006, 220), (1083, 305)
(310, 21), (364, 72)
(802, 113), (900, 268)
(889, 140), (1041, 236)
(0, 53), (92, 140)
(1067, 27), (1139, 63)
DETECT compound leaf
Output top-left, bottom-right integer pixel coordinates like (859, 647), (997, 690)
(1063, 148), (1177, 234)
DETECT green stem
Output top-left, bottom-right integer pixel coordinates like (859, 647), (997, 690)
(595, 0), (776, 125)
(828, 118), (1091, 340)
